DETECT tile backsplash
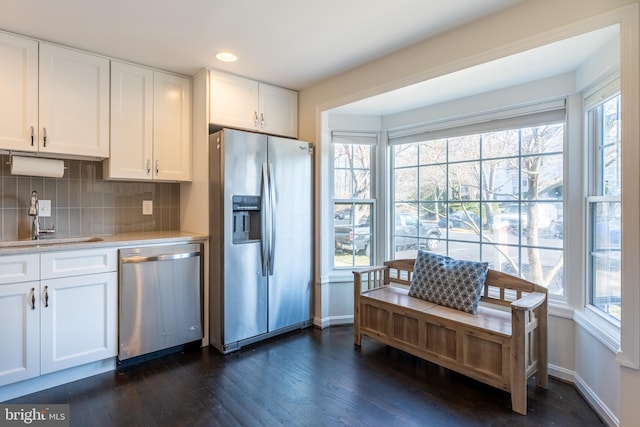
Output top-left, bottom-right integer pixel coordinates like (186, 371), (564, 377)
(0, 155), (180, 241)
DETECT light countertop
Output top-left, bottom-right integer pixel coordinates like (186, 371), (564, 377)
(0, 231), (208, 255)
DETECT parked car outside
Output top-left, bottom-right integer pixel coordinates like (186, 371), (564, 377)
(394, 213), (442, 251)
(335, 213), (442, 256)
(499, 203), (558, 235)
(438, 210), (480, 230)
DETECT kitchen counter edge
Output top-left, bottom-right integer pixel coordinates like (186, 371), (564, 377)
(0, 231), (208, 255)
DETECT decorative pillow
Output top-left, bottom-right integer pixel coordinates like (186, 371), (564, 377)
(408, 250), (489, 314)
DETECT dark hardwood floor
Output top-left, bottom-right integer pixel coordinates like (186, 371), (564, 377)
(9, 326), (604, 427)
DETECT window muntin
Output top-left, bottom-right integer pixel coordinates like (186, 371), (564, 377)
(333, 143), (371, 199)
(392, 121), (564, 295)
(332, 137), (376, 268)
(588, 93), (621, 321)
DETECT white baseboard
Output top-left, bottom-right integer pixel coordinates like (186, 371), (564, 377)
(314, 315), (354, 329)
(574, 372), (619, 427)
(548, 363), (575, 383)
(0, 358), (115, 402)
(547, 364), (617, 427)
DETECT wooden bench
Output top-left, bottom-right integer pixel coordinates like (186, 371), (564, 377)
(353, 259), (548, 415)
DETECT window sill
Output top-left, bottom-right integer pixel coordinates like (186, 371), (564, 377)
(573, 307), (621, 355)
(328, 269), (362, 283)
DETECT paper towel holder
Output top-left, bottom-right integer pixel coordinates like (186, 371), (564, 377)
(9, 153), (67, 178)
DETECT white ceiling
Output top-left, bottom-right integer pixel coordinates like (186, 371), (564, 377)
(0, 0), (618, 118)
(0, 0), (523, 90)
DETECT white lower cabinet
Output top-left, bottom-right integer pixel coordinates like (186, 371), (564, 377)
(0, 249), (117, 387)
(0, 281), (40, 386)
(40, 272), (117, 374)
(0, 254), (40, 386)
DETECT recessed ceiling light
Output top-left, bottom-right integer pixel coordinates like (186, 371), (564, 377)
(215, 51), (237, 62)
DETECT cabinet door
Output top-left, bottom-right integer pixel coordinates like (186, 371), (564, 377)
(210, 71), (259, 131)
(0, 33), (38, 152)
(39, 43), (109, 158)
(259, 83), (298, 138)
(40, 272), (117, 374)
(105, 61), (154, 180)
(0, 281), (40, 386)
(153, 71), (192, 181)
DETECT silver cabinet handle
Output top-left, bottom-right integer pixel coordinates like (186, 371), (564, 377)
(155, 160), (160, 176)
(254, 111), (259, 128)
(146, 159), (151, 176)
(260, 113), (265, 128)
(30, 126), (35, 146)
(42, 128), (47, 147)
(44, 285), (49, 308)
(30, 287), (36, 310)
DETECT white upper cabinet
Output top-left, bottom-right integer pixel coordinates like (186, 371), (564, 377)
(105, 64), (191, 182)
(210, 70), (298, 138)
(0, 32), (38, 152)
(153, 71), (192, 181)
(210, 71), (260, 131)
(0, 34), (109, 157)
(106, 61), (154, 180)
(258, 82), (298, 138)
(39, 43), (110, 158)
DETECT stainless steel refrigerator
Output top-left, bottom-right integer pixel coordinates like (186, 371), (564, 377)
(209, 128), (313, 353)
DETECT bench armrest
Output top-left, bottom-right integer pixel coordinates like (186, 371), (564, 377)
(511, 291), (546, 311)
(352, 265), (388, 277)
(353, 266), (389, 292)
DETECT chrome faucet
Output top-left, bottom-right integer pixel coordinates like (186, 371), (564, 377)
(28, 190), (55, 240)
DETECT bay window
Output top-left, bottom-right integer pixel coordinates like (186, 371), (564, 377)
(389, 104), (565, 295)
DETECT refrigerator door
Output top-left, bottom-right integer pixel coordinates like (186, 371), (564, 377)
(222, 129), (269, 344)
(267, 136), (313, 332)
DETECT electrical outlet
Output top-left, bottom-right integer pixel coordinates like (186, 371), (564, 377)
(142, 200), (153, 215)
(39, 199), (51, 217)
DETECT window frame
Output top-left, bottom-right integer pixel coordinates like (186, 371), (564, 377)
(586, 90), (622, 325)
(388, 105), (566, 298)
(330, 131), (378, 270)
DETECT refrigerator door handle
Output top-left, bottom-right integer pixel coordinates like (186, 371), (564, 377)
(268, 162), (276, 275)
(260, 162), (270, 276)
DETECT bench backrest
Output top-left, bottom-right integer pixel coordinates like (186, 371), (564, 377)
(383, 258), (547, 308)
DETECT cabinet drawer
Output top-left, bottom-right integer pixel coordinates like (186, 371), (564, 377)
(0, 254), (40, 285)
(41, 248), (117, 279)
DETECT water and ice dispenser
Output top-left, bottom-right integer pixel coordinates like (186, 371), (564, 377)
(232, 195), (261, 244)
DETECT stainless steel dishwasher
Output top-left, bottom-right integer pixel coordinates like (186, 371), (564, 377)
(118, 243), (203, 361)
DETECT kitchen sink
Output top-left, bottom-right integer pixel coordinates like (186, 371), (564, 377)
(0, 237), (104, 248)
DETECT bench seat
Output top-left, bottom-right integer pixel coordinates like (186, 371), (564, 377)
(354, 259), (548, 415)
(362, 286), (513, 337)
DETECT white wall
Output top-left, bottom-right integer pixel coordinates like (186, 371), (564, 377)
(576, 326), (621, 424)
(299, 1), (640, 425)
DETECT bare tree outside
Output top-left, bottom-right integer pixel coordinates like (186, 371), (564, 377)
(393, 123), (564, 293)
(334, 143), (375, 267)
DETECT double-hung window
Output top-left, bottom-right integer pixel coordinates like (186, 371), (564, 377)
(389, 102), (565, 295)
(332, 132), (377, 268)
(587, 88), (621, 321)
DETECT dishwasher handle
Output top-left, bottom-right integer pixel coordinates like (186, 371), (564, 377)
(121, 251), (201, 264)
